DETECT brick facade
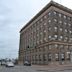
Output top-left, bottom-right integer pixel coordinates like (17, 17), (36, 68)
(18, 1), (72, 65)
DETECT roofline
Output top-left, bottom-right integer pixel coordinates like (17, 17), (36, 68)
(20, 1), (72, 33)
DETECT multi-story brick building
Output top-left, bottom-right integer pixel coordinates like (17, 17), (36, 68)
(18, 1), (72, 65)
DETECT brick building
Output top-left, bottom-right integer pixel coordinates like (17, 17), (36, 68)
(18, 1), (72, 65)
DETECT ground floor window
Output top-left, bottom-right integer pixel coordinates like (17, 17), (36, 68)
(66, 52), (70, 60)
(55, 53), (59, 61)
(48, 53), (52, 61)
(61, 53), (65, 61)
(43, 54), (46, 61)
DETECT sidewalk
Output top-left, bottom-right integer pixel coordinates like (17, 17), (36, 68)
(32, 64), (72, 71)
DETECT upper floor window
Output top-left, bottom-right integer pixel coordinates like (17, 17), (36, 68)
(54, 19), (57, 22)
(40, 32), (43, 35)
(49, 45), (52, 50)
(68, 17), (71, 20)
(60, 36), (63, 39)
(64, 37), (68, 42)
(44, 15), (47, 19)
(59, 13), (61, 17)
(54, 27), (57, 30)
(54, 44), (58, 48)
(55, 53), (59, 61)
(48, 35), (51, 39)
(54, 35), (58, 38)
(60, 28), (63, 31)
(68, 23), (71, 26)
(40, 18), (43, 22)
(64, 15), (66, 19)
(59, 36), (63, 41)
(48, 20), (51, 23)
(69, 38), (72, 42)
(64, 22), (67, 25)
(53, 11), (57, 15)
(44, 38), (47, 41)
(69, 30), (72, 34)
(44, 23), (46, 25)
(44, 30), (46, 33)
(59, 21), (62, 24)
(48, 27), (51, 31)
(48, 12), (51, 15)
(65, 29), (68, 32)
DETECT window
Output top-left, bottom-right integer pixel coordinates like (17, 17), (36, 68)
(48, 53), (52, 61)
(59, 36), (63, 41)
(69, 38), (72, 42)
(44, 30), (46, 33)
(37, 34), (38, 37)
(68, 23), (71, 26)
(59, 21), (62, 23)
(64, 15), (66, 19)
(40, 32), (42, 35)
(60, 36), (63, 39)
(49, 45), (52, 50)
(61, 53), (65, 61)
(44, 15), (47, 19)
(64, 22), (67, 25)
(54, 28), (57, 32)
(54, 27), (57, 30)
(64, 37), (68, 42)
(59, 13), (61, 17)
(39, 55), (41, 61)
(65, 29), (67, 32)
(55, 44), (58, 48)
(40, 18), (43, 22)
(44, 38), (47, 41)
(40, 40), (43, 43)
(43, 54), (46, 61)
(48, 20), (51, 23)
(60, 45), (63, 48)
(54, 19), (57, 22)
(48, 12), (51, 15)
(44, 23), (46, 25)
(37, 27), (39, 30)
(37, 41), (39, 44)
(69, 30), (72, 33)
(48, 35), (51, 39)
(68, 17), (71, 20)
(54, 35), (58, 38)
(60, 28), (62, 31)
(48, 27), (51, 31)
(53, 11), (56, 15)
(55, 53), (59, 61)
(66, 52), (70, 60)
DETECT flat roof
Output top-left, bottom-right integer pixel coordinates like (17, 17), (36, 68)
(20, 1), (72, 32)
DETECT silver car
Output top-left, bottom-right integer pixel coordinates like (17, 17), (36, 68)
(6, 62), (14, 67)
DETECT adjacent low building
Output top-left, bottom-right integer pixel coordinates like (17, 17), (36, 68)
(18, 1), (72, 65)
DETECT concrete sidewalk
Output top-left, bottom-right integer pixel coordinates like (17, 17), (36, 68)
(32, 64), (72, 71)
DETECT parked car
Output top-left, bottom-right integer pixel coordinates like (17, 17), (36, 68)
(5, 62), (14, 67)
(24, 61), (31, 66)
(1, 61), (6, 65)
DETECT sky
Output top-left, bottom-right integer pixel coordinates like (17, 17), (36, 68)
(0, 0), (72, 59)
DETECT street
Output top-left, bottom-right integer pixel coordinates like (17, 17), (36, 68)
(0, 65), (72, 72)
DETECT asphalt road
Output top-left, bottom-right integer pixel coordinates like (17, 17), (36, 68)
(0, 65), (72, 72)
(0, 65), (39, 72)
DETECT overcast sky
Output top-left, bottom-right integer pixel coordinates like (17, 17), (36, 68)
(0, 0), (72, 59)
